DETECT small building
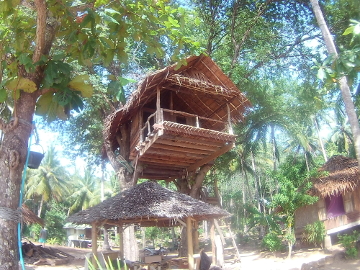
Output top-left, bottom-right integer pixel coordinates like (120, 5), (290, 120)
(104, 54), (250, 180)
(295, 155), (360, 246)
(63, 223), (92, 248)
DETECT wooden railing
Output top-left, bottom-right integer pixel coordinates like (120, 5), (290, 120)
(139, 108), (230, 143)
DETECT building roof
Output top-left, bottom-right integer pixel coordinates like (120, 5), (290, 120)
(66, 181), (229, 227)
(310, 155), (360, 198)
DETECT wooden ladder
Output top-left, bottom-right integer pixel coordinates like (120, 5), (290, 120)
(214, 219), (241, 263)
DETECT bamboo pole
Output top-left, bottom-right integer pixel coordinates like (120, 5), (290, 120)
(187, 217), (194, 270)
(91, 222), (98, 267)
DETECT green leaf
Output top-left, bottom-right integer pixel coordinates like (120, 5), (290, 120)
(94, 0), (109, 7)
(119, 77), (136, 86)
(343, 26), (355, 36)
(316, 68), (326, 80)
(53, 88), (72, 106)
(168, 16), (180, 27)
(68, 75), (94, 98)
(6, 77), (37, 93)
(52, 53), (66, 61)
(35, 91), (54, 116)
(100, 12), (119, 24)
(0, 88), (7, 102)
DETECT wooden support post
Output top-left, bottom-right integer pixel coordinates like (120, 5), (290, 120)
(227, 104), (233, 135)
(187, 217), (194, 270)
(91, 222), (98, 268)
(156, 86), (161, 123)
(119, 222), (124, 259)
(210, 219), (216, 265)
(139, 111), (143, 143)
(195, 116), (200, 128)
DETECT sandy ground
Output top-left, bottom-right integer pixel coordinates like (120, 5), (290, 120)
(23, 243), (360, 270)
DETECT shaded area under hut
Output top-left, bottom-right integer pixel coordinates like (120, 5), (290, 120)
(67, 181), (230, 269)
(295, 155), (360, 248)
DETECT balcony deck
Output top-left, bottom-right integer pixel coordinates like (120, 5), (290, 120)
(133, 121), (236, 180)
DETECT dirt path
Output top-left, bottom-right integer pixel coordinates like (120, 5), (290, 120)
(23, 243), (360, 270)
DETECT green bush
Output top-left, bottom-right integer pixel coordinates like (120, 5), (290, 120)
(338, 231), (360, 259)
(262, 232), (284, 252)
(302, 221), (326, 247)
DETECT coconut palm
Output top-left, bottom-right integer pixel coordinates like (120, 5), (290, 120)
(25, 145), (70, 217)
(67, 166), (102, 214)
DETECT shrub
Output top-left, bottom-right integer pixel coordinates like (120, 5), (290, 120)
(302, 221), (326, 248)
(262, 232), (284, 252)
(338, 231), (360, 259)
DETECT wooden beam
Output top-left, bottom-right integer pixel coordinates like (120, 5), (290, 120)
(187, 143), (234, 172)
(187, 217), (194, 270)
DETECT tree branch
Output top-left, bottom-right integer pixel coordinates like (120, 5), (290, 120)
(189, 164), (212, 198)
(33, 0), (47, 63)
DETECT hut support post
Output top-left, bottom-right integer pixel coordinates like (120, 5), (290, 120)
(156, 86), (162, 123)
(227, 104), (233, 135)
(187, 217), (194, 270)
(119, 222), (124, 260)
(91, 222), (98, 268)
(210, 219), (216, 265)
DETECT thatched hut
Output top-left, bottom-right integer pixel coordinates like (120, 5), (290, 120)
(67, 181), (230, 269)
(295, 156), (360, 246)
(104, 54), (250, 180)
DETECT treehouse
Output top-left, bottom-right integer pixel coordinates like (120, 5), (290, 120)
(105, 55), (250, 180)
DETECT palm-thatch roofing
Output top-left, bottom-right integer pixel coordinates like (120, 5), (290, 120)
(310, 155), (360, 198)
(67, 181), (229, 227)
(22, 204), (44, 226)
(104, 54), (251, 150)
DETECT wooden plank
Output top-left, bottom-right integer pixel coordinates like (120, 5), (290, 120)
(144, 148), (207, 159)
(160, 134), (226, 147)
(151, 141), (214, 155)
(156, 137), (222, 151)
(139, 156), (194, 167)
(187, 143), (234, 172)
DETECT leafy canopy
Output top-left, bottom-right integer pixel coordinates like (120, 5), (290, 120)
(0, 0), (201, 121)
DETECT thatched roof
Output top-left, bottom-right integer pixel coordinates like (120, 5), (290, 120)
(104, 54), (251, 150)
(67, 181), (229, 227)
(22, 204), (44, 226)
(310, 155), (360, 198)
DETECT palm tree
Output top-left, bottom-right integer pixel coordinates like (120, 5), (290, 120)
(67, 166), (102, 214)
(310, 0), (360, 169)
(25, 145), (70, 217)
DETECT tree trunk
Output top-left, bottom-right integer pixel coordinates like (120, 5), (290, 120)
(0, 93), (36, 269)
(310, 0), (360, 169)
(38, 197), (44, 218)
(104, 122), (140, 260)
